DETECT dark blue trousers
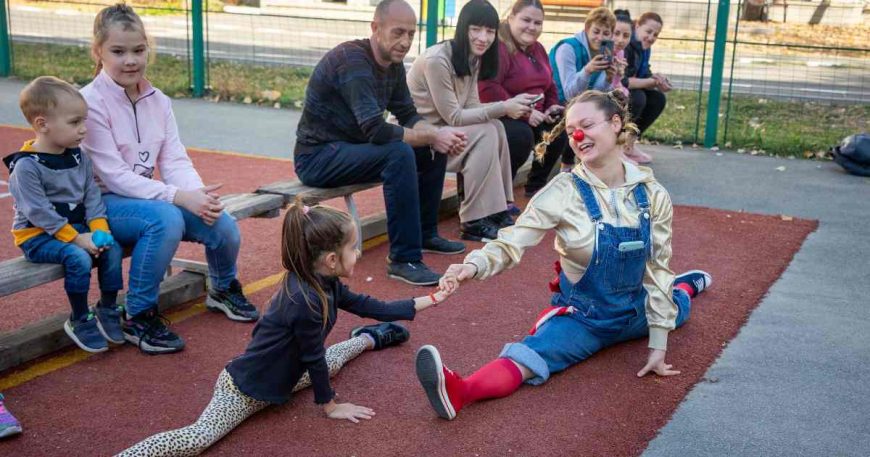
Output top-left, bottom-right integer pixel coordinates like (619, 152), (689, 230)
(294, 141), (446, 263)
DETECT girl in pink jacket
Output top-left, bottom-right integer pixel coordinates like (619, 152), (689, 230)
(81, 4), (259, 355)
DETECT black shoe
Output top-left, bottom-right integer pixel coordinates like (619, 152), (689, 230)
(422, 236), (465, 255)
(123, 309), (185, 355)
(206, 279), (260, 322)
(349, 322), (410, 350)
(460, 218), (500, 242)
(487, 211), (514, 229)
(387, 261), (441, 286)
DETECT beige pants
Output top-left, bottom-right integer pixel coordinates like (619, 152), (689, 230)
(446, 119), (513, 222)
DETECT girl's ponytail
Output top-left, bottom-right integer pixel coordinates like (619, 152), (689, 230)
(281, 197), (353, 329)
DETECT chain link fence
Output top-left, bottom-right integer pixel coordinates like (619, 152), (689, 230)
(1, 0), (867, 155)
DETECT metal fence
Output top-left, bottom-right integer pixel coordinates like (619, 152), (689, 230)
(0, 0), (867, 153)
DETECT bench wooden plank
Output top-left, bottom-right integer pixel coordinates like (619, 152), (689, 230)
(257, 180), (382, 204)
(0, 258), (64, 298)
(222, 193), (284, 220)
(0, 193), (283, 299)
(0, 188), (463, 372)
(0, 271), (206, 373)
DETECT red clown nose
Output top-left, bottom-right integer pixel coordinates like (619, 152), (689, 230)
(572, 130), (585, 143)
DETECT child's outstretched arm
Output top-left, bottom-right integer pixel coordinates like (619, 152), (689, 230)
(412, 288), (453, 313)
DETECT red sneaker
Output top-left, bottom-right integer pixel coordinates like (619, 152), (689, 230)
(416, 345), (464, 420)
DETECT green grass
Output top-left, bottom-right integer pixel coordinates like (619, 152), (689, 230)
(645, 90), (870, 158)
(12, 42), (866, 159)
(11, 42), (312, 107)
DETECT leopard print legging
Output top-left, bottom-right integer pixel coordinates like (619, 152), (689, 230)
(116, 336), (370, 457)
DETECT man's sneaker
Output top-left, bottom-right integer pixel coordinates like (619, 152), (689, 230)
(422, 236), (465, 255)
(674, 270), (713, 298)
(416, 345), (464, 420)
(349, 322), (410, 350)
(387, 261), (441, 286)
(64, 312), (108, 353)
(94, 303), (126, 344)
(460, 218), (500, 242)
(487, 210), (514, 228)
(206, 279), (259, 322)
(0, 394), (22, 439)
(123, 309), (185, 355)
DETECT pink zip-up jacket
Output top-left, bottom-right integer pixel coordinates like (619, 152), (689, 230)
(80, 70), (204, 203)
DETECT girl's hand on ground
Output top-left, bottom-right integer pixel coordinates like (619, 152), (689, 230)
(637, 349), (681, 377)
(325, 401), (375, 423)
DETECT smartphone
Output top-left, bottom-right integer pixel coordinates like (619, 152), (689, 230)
(617, 240), (645, 252)
(599, 40), (614, 64)
(529, 93), (545, 106)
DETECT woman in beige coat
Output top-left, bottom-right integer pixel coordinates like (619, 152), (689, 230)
(407, 0), (536, 242)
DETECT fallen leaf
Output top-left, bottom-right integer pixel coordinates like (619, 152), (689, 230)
(243, 96), (252, 104)
(260, 90), (282, 102)
(775, 166), (786, 171)
(710, 146), (720, 151)
(737, 148), (746, 154)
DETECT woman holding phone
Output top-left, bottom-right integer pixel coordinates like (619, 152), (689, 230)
(478, 0), (572, 200)
(408, 0), (537, 241)
(549, 7), (616, 104)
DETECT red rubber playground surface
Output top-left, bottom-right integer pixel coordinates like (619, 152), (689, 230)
(0, 125), (817, 456)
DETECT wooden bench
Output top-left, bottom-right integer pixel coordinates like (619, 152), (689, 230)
(1, 177), (461, 373)
(0, 192), (284, 372)
(257, 178), (461, 251)
(258, 180), (381, 251)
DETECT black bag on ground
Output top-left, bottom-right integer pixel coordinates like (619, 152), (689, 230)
(832, 133), (870, 177)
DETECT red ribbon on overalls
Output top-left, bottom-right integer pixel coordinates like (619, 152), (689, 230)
(547, 260), (562, 293)
(531, 260), (574, 335)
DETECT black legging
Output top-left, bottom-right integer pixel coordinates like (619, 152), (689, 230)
(500, 118), (572, 193)
(629, 89), (667, 135)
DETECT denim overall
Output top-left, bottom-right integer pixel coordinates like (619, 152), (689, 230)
(499, 175), (691, 384)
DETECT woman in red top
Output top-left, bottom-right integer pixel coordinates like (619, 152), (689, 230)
(479, 0), (572, 200)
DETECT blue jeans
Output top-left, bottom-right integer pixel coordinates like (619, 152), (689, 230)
(500, 289), (692, 385)
(294, 141), (446, 263)
(102, 194), (241, 316)
(20, 223), (124, 296)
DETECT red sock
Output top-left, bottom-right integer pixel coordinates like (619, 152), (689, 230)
(675, 283), (695, 298)
(461, 358), (523, 406)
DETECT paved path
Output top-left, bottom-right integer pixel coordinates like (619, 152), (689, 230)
(1, 79), (868, 455)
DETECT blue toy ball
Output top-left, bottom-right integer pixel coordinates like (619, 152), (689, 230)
(92, 230), (115, 248)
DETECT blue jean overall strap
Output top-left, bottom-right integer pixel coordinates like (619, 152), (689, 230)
(499, 175), (652, 384)
(556, 175), (651, 329)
